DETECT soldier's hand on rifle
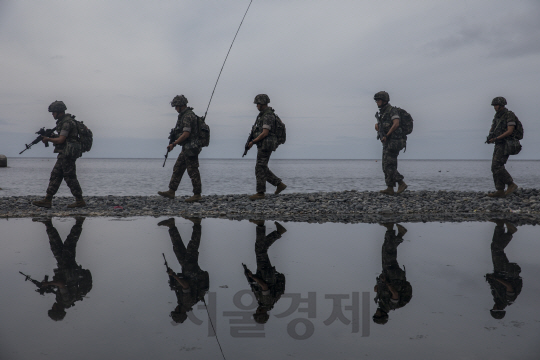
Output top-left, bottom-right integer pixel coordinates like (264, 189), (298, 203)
(380, 136), (387, 143)
(167, 268), (174, 276)
(375, 123), (379, 131)
(167, 143), (176, 152)
(247, 141), (254, 150)
(41, 137), (49, 145)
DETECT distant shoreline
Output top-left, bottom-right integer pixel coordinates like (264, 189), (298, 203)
(2, 190), (540, 224)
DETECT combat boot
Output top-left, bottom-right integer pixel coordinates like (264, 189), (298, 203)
(396, 181), (408, 194)
(505, 183), (518, 197)
(249, 193), (265, 201)
(67, 199), (86, 208)
(249, 219), (265, 226)
(380, 223), (394, 231)
(185, 194), (202, 203)
(275, 183), (287, 195)
(379, 187), (394, 195)
(275, 221), (287, 235)
(158, 218), (176, 228)
(488, 190), (505, 198)
(32, 195), (53, 208)
(158, 189), (176, 199)
(32, 217), (53, 226)
(505, 221), (518, 235)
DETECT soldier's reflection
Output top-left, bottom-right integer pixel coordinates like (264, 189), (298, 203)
(243, 220), (287, 324)
(485, 220), (522, 319)
(31, 217), (92, 321)
(158, 217), (209, 324)
(373, 223), (412, 325)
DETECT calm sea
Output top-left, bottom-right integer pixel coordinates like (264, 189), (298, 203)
(1, 158), (539, 197)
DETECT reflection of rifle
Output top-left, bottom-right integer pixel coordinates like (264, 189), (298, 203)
(162, 253), (173, 273)
(19, 127), (56, 154)
(163, 128), (177, 167)
(242, 132), (253, 157)
(242, 263), (256, 285)
(19, 271), (53, 295)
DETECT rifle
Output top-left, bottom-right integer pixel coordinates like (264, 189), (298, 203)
(19, 271), (53, 295)
(162, 253), (173, 274)
(485, 133), (496, 144)
(242, 263), (256, 285)
(163, 128), (177, 167)
(242, 132), (254, 157)
(19, 127), (56, 154)
(375, 113), (385, 141)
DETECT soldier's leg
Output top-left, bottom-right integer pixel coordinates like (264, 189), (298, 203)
(255, 149), (281, 193)
(387, 149), (404, 186)
(491, 144), (513, 190)
(169, 152), (188, 191)
(46, 157), (65, 197)
(255, 225), (273, 271)
(185, 223), (202, 265)
(185, 155), (202, 195)
(44, 223), (65, 265)
(62, 219), (84, 268)
(62, 157), (83, 199)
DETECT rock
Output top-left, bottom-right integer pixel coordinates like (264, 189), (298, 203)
(0, 155), (6, 167)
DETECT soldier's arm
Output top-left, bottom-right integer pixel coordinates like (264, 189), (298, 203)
(386, 119), (400, 137)
(43, 135), (66, 145)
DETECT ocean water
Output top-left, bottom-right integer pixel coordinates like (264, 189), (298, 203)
(1, 217), (539, 359)
(1, 157), (540, 197)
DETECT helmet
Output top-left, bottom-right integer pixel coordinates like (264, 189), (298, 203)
(48, 100), (67, 113)
(171, 95), (188, 107)
(374, 91), (390, 102)
(253, 94), (270, 105)
(491, 97), (507, 106)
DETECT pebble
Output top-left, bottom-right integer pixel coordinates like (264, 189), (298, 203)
(1, 189), (540, 224)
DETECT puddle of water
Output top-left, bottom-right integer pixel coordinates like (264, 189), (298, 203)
(1, 217), (539, 360)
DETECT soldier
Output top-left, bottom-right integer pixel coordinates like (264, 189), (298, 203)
(158, 217), (209, 323)
(30, 217), (92, 321)
(246, 94), (287, 200)
(32, 101), (85, 208)
(486, 97), (519, 197)
(373, 223), (412, 325)
(243, 220), (287, 324)
(374, 91), (407, 195)
(158, 95), (202, 203)
(485, 220), (522, 319)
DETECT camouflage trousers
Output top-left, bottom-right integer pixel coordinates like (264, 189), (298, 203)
(382, 145), (404, 187)
(492, 143), (513, 190)
(46, 154), (83, 199)
(255, 225), (281, 281)
(256, 148), (281, 193)
(46, 221), (82, 269)
(169, 150), (202, 194)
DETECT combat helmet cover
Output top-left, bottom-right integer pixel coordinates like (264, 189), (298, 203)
(254, 94), (270, 105)
(491, 97), (507, 106)
(374, 91), (390, 102)
(171, 95), (188, 107)
(48, 100), (67, 113)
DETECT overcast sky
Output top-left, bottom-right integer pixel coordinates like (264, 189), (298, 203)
(1, 0), (539, 160)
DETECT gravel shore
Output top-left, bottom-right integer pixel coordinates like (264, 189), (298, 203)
(3, 189), (540, 224)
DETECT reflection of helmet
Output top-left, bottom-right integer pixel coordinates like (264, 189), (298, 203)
(171, 95), (188, 107)
(490, 309), (506, 319)
(491, 97), (507, 106)
(48, 303), (67, 321)
(374, 91), (390, 102)
(253, 94), (270, 105)
(372, 308), (389, 325)
(253, 312), (270, 324)
(48, 100), (67, 113)
(171, 310), (188, 323)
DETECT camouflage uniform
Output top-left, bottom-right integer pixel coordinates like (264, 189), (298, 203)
(374, 226), (412, 320)
(169, 108), (202, 194)
(40, 219), (92, 320)
(167, 222), (209, 321)
(246, 224), (285, 315)
(485, 223), (522, 317)
(376, 104), (406, 187)
(489, 108), (517, 190)
(252, 107), (281, 193)
(46, 114), (83, 199)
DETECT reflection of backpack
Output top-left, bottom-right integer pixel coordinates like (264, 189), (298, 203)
(273, 113), (286, 147)
(394, 107), (414, 136)
(71, 116), (93, 153)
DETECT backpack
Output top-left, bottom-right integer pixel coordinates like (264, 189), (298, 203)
(394, 107), (413, 136)
(273, 113), (286, 147)
(513, 115), (524, 140)
(71, 115), (93, 153)
(197, 115), (210, 147)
